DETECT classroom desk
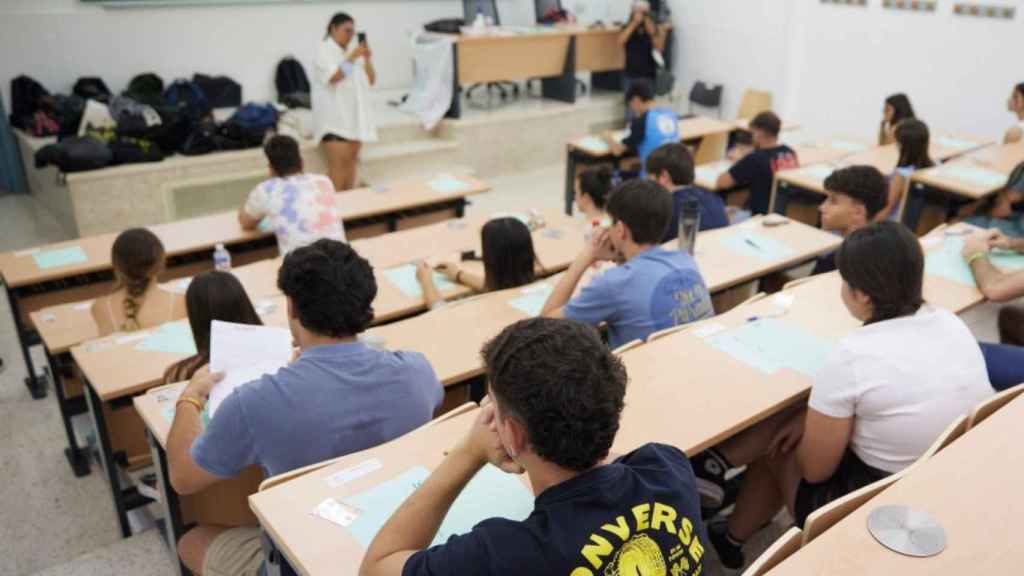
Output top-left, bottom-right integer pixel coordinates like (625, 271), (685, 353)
(563, 116), (738, 214)
(904, 141), (1024, 232)
(134, 383), (265, 576)
(0, 174), (489, 402)
(444, 26), (623, 119)
(768, 393), (1024, 575)
(771, 135), (991, 226)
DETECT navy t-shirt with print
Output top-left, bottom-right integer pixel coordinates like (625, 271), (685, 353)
(728, 145), (800, 215)
(402, 443), (707, 576)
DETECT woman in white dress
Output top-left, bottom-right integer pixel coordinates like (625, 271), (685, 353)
(313, 12), (377, 192)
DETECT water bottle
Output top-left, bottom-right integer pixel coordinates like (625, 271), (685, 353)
(474, 0), (486, 28)
(678, 198), (700, 255)
(213, 243), (232, 271)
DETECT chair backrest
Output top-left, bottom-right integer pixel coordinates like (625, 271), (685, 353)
(736, 89), (773, 120)
(692, 132), (728, 164)
(534, 0), (563, 22)
(801, 473), (901, 546)
(612, 339), (644, 354)
(782, 275), (816, 291)
(463, 0), (501, 25)
(690, 81), (724, 108)
(967, 382), (1024, 429)
(742, 526), (803, 576)
(646, 323), (693, 342)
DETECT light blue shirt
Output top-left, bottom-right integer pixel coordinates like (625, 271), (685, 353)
(192, 342), (443, 478)
(564, 247), (714, 349)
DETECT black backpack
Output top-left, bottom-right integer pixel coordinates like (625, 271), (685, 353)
(164, 79), (212, 118)
(34, 136), (113, 173)
(123, 73), (166, 108)
(47, 94), (86, 139)
(275, 57), (311, 109)
(424, 18), (465, 34)
(73, 77), (112, 104)
(193, 74), (242, 109)
(9, 75), (50, 130)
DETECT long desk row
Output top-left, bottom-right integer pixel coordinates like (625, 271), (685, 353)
(0, 174), (489, 402)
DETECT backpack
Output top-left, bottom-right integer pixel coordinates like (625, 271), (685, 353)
(221, 103), (278, 147)
(73, 77), (112, 104)
(123, 73), (166, 108)
(109, 137), (165, 165)
(164, 79), (212, 118)
(110, 96), (163, 137)
(31, 111), (60, 137)
(193, 74), (242, 109)
(180, 117), (221, 156)
(49, 94), (86, 139)
(424, 18), (465, 34)
(275, 58), (311, 109)
(9, 75), (50, 131)
(34, 136), (113, 172)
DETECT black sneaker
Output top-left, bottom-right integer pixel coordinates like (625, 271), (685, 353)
(708, 519), (746, 571)
(691, 449), (729, 508)
(702, 470), (745, 520)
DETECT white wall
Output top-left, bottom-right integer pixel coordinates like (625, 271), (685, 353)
(671, 0), (1024, 142)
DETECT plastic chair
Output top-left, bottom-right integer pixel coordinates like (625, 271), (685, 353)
(646, 324), (695, 342)
(612, 339), (644, 354)
(741, 527), (802, 576)
(736, 89), (773, 121)
(688, 81), (724, 118)
(966, 382), (1024, 429)
(801, 473), (901, 546)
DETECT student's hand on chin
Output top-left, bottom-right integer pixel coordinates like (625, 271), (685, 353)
(185, 365), (224, 401)
(460, 400), (524, 475)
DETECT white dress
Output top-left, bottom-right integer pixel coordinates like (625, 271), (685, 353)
(312, 38), (378, 143)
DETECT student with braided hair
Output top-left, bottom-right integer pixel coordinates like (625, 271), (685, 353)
(91, 228), (185, 336)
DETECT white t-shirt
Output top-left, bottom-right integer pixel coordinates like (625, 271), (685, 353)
(809, 306), (992, 473)
(243, 173), (346, 255)
(312, 38), (378, 143)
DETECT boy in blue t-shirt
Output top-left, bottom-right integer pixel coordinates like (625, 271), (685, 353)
(541, 179), (715, 349)
(608, 79), (680, 176)
(360, 318), (707, 576)
(646, 142), (729, 242)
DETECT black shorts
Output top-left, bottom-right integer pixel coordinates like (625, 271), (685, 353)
(321, 133), (352, 143)
(794, 450), (890, 527)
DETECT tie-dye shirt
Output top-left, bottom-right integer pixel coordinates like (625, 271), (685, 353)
(243, 173), (346, 255)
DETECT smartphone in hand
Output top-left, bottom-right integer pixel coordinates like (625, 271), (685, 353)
(357, 31), (368, 44)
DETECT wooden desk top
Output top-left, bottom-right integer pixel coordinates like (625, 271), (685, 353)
(133, 381), (187, 449)
(769, 393), (1024, 575)
(911, 141), (1024, 200)
(249, 407), (489, 575)
(695, 141), (870, 191)
(452, 25), (621, 43)
(568, 116), (736, 157)
(0, 175), (489, 289)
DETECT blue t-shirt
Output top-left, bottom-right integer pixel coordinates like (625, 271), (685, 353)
(191, 342), (443, 478)
(563, 247), (714, 349)
(663, 186), (729, 243)
(403, 443), (707, 576)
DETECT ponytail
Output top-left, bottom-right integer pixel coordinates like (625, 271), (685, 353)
(110, 228), (165, 332)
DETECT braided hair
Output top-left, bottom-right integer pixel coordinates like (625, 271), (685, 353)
(111, 228), (165, 332)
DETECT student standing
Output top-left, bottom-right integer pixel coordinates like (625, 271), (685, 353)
(882, 119), (934, 221)
(163, 271), (263, 384)
(313, 12), (377, 192)
(608, 80), (679, 176)
(360, 318), (707, 576)
(541, 180), (714, 349)
(618, 1), (669, 121)
(646, 142), (728, 242)
(92, 228), (184, 336)
(166, 239), (442, 576)
(1005, 82), (1024, 144)
(813, 166), (889, 274)
(694, 222), (992, 570)
(238, 135), (346, 255)
(716, 111), (799, 216)
(415, 217), (540, 308)
(878, 93), (916, 146)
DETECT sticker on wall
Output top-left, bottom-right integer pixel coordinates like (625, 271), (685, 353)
(953, 3), (1016, 19)
(882, 0), (938, 12)
(820, 0), (868, 6)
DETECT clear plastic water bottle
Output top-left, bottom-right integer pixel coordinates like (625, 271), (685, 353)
(213, 243), (232, 271)
(678, 198), (701, 255)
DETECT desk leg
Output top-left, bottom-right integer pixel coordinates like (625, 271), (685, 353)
(772, 180), (791, 216)
(261, 531), (298, 576)
(50, 349), (91, 477)
(445, 44), (462, 120)
(4, 283), (48, 400)
(85, 383), (153, 538)
(902, 182), (928, 234)
(565, 148), (578, 216)
(149, 431), (191, 576)
(541, 37), (577, 105)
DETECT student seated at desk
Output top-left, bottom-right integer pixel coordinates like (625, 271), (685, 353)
(693, 222), (992, 570)
(91, 228), (185, 337)
(812, 165), (889, 275)
(646, 142), (728, 242)
(575, 166), (614, 226)
(883, 119), (934, 221)
(1005, 82), (1024, 144)
(164, 271), (262, 383)
(962, 227), (1024, 391)
(607, 79), (679, 176)
(360, 318), (707, 576)
(965, 161), (1024, 238)
(415, 217), (539, 309)
(541, 179), (714, 349)
(166, 239), (443, 576)
(715, 111), (798, 215)
(878, 93), (916, 146)
(238, 134), (346, 255)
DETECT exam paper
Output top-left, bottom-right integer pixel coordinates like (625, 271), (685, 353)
(208, 320), (292, 416)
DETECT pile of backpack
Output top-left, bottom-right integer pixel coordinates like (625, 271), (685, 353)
(11, 70), (292, 174)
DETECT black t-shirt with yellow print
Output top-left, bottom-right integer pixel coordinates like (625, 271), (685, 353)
(402, 443), (707, 576)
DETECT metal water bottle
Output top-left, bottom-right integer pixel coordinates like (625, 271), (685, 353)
(678, 197), (700, 255)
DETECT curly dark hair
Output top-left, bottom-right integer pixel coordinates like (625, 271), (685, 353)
(481, 318), (628, 471)
(823, 165), (888, 220)
(276, 239), (376, 337)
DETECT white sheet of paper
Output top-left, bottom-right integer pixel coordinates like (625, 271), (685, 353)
(312, 498), (361, 528)
(208, 320), (293, 416)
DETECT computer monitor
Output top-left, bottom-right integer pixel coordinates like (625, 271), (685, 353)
(462, 0), (500, 25)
